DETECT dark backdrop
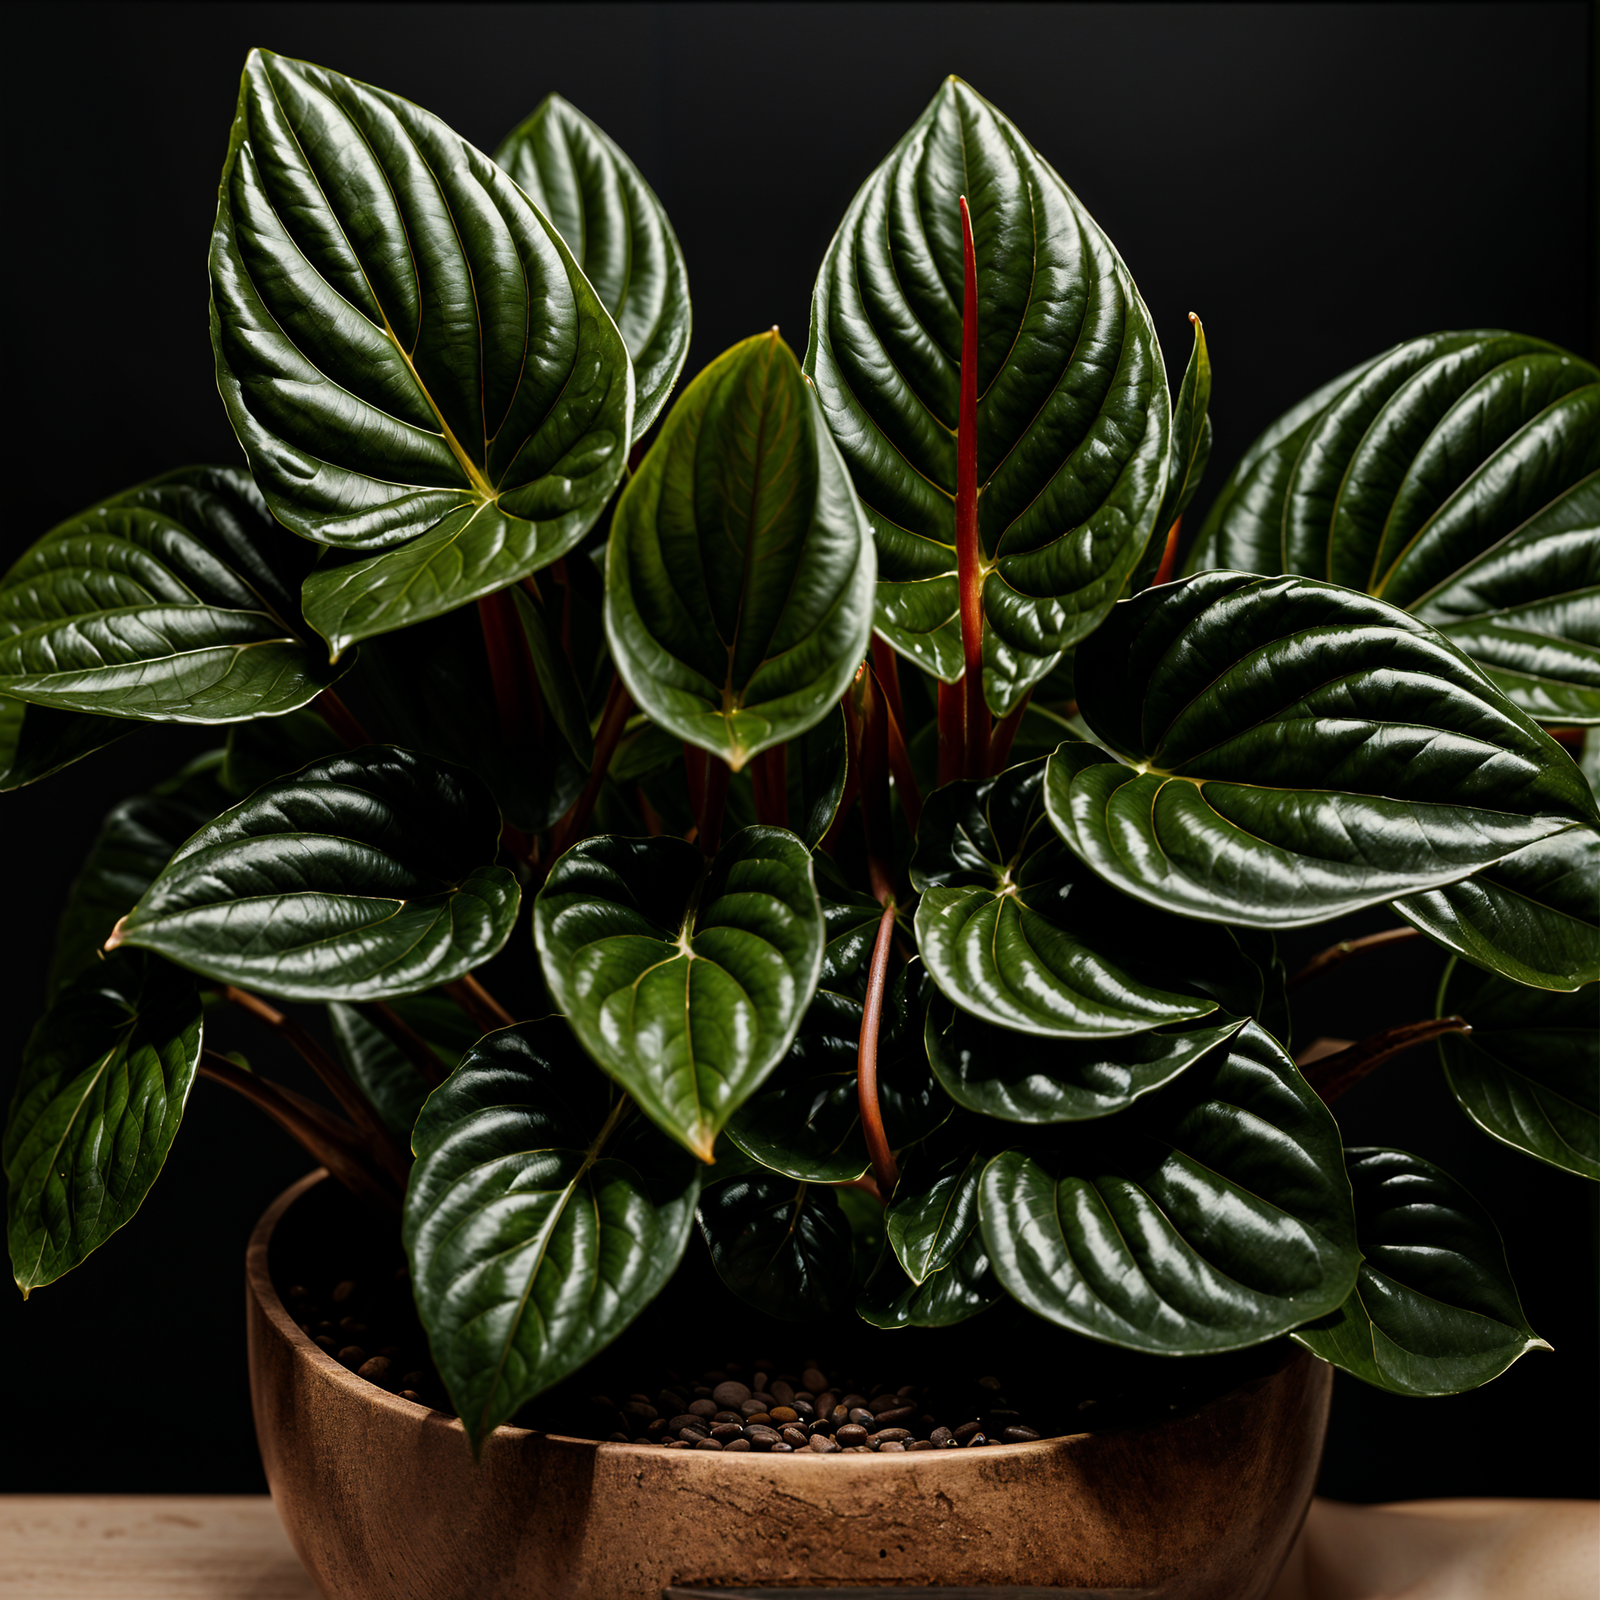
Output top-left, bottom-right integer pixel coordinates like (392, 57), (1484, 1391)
(3, 1), (1594, 1502)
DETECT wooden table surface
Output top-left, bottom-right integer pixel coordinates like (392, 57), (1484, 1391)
(3, 1495), (1595, 1598)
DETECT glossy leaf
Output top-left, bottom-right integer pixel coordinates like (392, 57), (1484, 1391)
(1292, 1147), (1548, 1395)
(117, 748), (519, 1001)
(50, 762), (232, 998)
(926, 999), (1246, 1123)
(1046, 572), (1598, 926)
(533, 826), (824, 1160)
(0, 698), (126, 791)
(405, 1022), (700, 1447)
(606, 331), (875, 769)
(805, 77), (1171, 712)
(1395, 826), (1600, 990)
(723, 968), (949, 1182)
(788, 706), (850, 849)
(5, 953), (202, 1293)
(912, 753), (1265, 1035)
(1188, 331), (1600, 723)
(979, 1022), (1359, 1353)
(695, 1172), (854, 1319)
(0, 467), (342, 722)
(858, 1227), (1002, 1329)
(886, 1150), (983, 1283)
(210, 50), (633, 655)
(813, 852), (886, 992)
(327, 996), (482, 1141)
(1132, 313), (1213, 590)
(352, 594), (585, 832)
(494, 94), (690, 438)
(1438, 960), (1598, 1180)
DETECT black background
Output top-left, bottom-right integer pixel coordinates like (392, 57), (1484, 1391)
(3, 1), (1594, 1503)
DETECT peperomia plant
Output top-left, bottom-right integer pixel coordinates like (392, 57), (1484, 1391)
(5, 55), (1596, 1455)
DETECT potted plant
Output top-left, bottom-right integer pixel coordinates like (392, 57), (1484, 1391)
(5, 47), (1595, 1599)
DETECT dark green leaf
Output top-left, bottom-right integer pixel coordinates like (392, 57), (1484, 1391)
(117, 748), (519, 1000)
(350, 602), (584, 833)
(926, 999), (1245, 1122)
(788, 706), (850, 849)
(405, 1021), (700, 1447)
(912, 754), (1263, 1035)
(813, 852), (886, 992)
(494, 94), (690, 439)
(0, 467), (343, 722)
(1132, 313), (1212, 591)
(1437, 960), (1597, 1180)
(1395, 826), (1599, 990)
(0, 698), (127, 791)
(979, 1022), (1359, 1353)
(1189, 331), (1600, 724)
(606, 331), (875, 769)
(723, 967), (949, 1182)
(533, 827), (824, 1159)
(327, 996), (481, 1141)
(1292, 1147), (1548, 1395)
(695, 1172), (854, 1319)
(1047, 572), (1598, 926)
(886, 1150), (983, 1283)
(510, 581), (595, 765)
(858, 1227), (1002, 1329)
(5, 953), (202, 1292)
(210, 51), (632, 655)
(805, 77), (1171, 712)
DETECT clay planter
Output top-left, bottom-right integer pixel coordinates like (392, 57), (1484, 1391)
(249, 1170), (1332, 1599)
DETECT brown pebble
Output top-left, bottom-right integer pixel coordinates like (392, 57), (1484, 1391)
(399, 1390), (422, 1403)
(356, 1356), (393, 1385)
(723, 1438), (752, 1452)
(808, 1433), (839, 1453)
(953, 1420), (983, 1442)
(338, 1317), (367, 1336)
(908, 1440), (935, 1451)
(848, 1407), (875, 1426)
(745, 1411), (772, 1427)
(801, 1368), (828, 1394)
(668, 1414), (705, 1432)
(710, 1422), (743, 1441)
(878, 1440), (906, 1453)
(1002, 1425), (1042, 1443)
(712, 1380), (751, 1410)
(769, 1380), (796, 1406)
(287, 1285), (309, 1303)
(874, 1405), (918, 1428)
(780, 1425), (809, 1449)
(770, 1443), (793, 1453)
(712, 1410), (745, 1424)
(835, 1424), (869, 1446)
(829, 1404), (850, 1426)
(694, 1437), (723, 1450)
(677, 1426), (708, 1442)
(314, 1335), (339, 1354)
(688, 1398), (718, 1418)
(869, 1428), (912, 1444)
(336, 1345), (368, 1369)
(607, 1431), (629, 1442)
(740, 1398), (767, 1417)
(930, 1426), (954, 1447)
(647, 1419), (670, 1439)
(331, 1280), (357, 1305)
(768, 1406), (799, 1424)
(839, 1393), (867, 1410)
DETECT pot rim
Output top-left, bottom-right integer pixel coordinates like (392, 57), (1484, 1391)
(250, 1167), (1310, 1465)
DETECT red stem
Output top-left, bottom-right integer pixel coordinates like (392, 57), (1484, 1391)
(987, 689), (1032, 775)
(956, 195), (988, 780)
(697, 753), (732, 857)
(548, 674), (632, 857)
(313, 689), (372, 750)
(937, 679), (964, 787)
(359, 1000), (447, 1090)
(444, 973), (516, 1034)
(1151, 514), (1184, 588)
(751, 746), (790, 829)
(1288, 926), (1423, 990)
(858, 668), (896, 906)
(477, 589), (544, 749)
(856, 902), (902, 1195)
(683, 742), (707, 825)
(1300, 1016), (1471, 1106)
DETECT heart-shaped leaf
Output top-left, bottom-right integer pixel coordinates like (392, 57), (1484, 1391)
(858, 1227), (1002, 1329)
(912, 754), (1264, 1035)
(0, 698), (127, 791)
(723, 968), (949, 1182)
(50, 761), (233, 998)
(210, 50), (633, 655)
(605, 331), (876, 769)
(1292, 1147), (1548, 1395)
(494, 94), (690, 439)
(0, 467), (344, 722)
(327, 995), (482, 1140)
(694, 1171), (854, 1319)
(1131, 314), (1213, 590)
(351, 597), (585, 833)
(1437, 960), (1597, 1180)
(405, 1021), (700, 1448)
(117, 748), (519, 1000)
(1188, 331), (1600, 724)
(1395, 826), (1600, 991)
(5, 953), (202, 1293)
(804, 77), (1171, 711)
(978, 1022), (1359, 1354)
(1045, 572), (1598, 926)
(926, 999), (1246, 1123)
(886, 1149), (983, 1284)
(533, 826), (824, 1160)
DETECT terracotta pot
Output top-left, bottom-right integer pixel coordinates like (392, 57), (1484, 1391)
(249, 1170), (1332, 1599)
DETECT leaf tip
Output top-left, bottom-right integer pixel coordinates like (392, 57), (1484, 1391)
(103, 915), (129, 952)
(691, 1126), (718, 1165)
